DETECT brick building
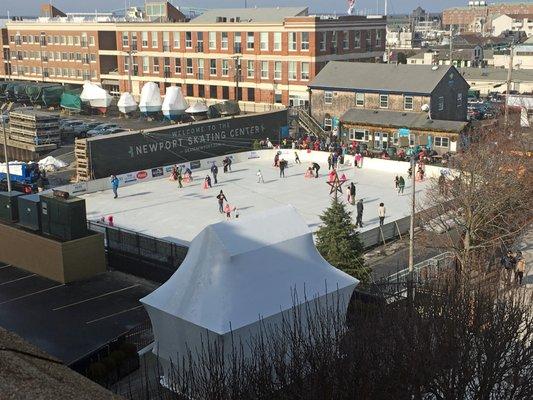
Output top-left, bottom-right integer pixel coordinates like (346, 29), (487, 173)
(0, 3), (386, 109)
(443, 1), (533, 34)
(308, 62), (469, 152)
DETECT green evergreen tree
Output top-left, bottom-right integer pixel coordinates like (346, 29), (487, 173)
(315, 199), (369, 283)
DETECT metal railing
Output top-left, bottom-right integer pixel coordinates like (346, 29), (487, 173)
(295, 107), (327, 138)
(88, 220), (188, 283)
(371, 252), (456, 301)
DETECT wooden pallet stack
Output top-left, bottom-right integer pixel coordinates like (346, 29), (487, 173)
(8, 109), (61, 147)
(75, 138), (90, 181)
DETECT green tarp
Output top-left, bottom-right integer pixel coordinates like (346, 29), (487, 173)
(60, 88), (83, 111)
(26, 83), (64, 107)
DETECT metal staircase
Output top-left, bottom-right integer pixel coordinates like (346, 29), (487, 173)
(294, 107), (327, 138)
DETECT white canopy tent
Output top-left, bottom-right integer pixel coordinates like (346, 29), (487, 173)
(141, 205), (358, 384)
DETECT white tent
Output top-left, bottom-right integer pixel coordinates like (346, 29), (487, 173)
(79, 82), (112, 109)
(117, 92), (138, 114)
(139, 82), (162, 113)
(162, 86), (188, 119)
(141, 205), (358, 385)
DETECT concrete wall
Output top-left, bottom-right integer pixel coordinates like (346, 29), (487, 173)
(0, 223), (106, 283)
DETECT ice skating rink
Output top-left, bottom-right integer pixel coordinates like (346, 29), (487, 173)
(83, 157), (429, 245)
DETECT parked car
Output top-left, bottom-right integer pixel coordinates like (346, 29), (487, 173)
(86, 123), (120, 137)
(60, 119), (84, 133)
(71, 121), (101, 137)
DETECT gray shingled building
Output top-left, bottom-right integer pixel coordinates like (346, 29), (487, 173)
(306, 62), (469, 152)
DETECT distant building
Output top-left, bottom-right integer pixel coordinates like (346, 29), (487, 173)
(459, 67), (533, 94)
(308, 62), (469, 151)
(443, 1), (533, 34)
(0, 3), (386, 108)
(492, 13), (533, 37)
(408, 46), (487, 68)
(493, 37), (533, 70)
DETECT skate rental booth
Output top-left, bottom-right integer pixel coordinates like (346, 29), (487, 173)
(140, 206), (359, 387)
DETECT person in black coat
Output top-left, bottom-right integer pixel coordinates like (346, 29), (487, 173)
(356, 199), (364, 228)
(312, 162), (320, 178)
(350, 182), (356, 205)
(211, 163), (218, 184)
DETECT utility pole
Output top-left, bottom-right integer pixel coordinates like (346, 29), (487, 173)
(232, 55), (241, 102)
(449, 24), (453, 65)
(504, 42), (514, 128)
(407, 155), (416, 301)
(127, 50), (136, 93)
(2, 118), (12, 192)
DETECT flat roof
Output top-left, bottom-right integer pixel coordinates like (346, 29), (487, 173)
(0, 264), (154, 365)
(192, 7), (308, 24)
(82, 156), (429, 245)
(459, 67), (533, 82)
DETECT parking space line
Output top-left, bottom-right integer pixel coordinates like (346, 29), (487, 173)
(0, 264), (12, 270)
(85, 305), (144, 325)
(0, 284), (65, 306)
(0, 274), (37, 286)
(53, 284), (140, 311)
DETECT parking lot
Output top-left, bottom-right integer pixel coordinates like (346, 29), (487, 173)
(0, 262), (156, 364)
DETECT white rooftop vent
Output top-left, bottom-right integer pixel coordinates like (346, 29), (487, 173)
(432, 65), (439, 71)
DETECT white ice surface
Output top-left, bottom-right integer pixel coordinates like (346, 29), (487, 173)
(83, 159), (428, 245)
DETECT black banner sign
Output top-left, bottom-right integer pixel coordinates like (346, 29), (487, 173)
(88, 110), (287, 178)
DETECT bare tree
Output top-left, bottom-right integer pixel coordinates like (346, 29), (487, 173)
(119, 271), (533, 400)
(418, 123), (533, 269)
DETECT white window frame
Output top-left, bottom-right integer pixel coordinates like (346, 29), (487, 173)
(355, 92), (364, 107)
(289, 32), (297, 51)
(174, 58), (181, 73)
(153, 57), (159, 73)
(173, 32), (180, 48)
(209, 32), (216, 50)
(434, 137), (450, 148)
(324, 118), (332, 129)
(342, 30), (349, 50)
(273, 32), (281, 51)
(222, 59), (229, 76)
(247, 60), (254, 78)
(301, 62), (309, 80)
(142, 32), (148, 47)
(324, 91), (333, 104)
(301, 32), (309, 51)
(260, 32), (268, 51)
(457, 93), (462, 107)
(288, 61), (297, 80)
(185, 32), (192, 48)
(122, 32), (129, 47)
(261, 61), (268, 79)
(210, 59), (217, 76)
(319, 32), (326, 51)
(274, 61), (282, 80)
(142, 56), (149, 73)
(404, 96), (414, 111)
(186, 58), (193, 75)
(349, 129), (366, 141)
(221, 32), (228, 49)
(247, 32), (254, 50)
(380, 94), (389, 109)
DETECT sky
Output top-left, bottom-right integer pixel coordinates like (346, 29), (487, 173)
(1, 0), (523, 16)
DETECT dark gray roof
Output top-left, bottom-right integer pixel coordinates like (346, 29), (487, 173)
(192, 7), (308, 24)
(340, 109), (469, 133)
(309, 62), (455, 95)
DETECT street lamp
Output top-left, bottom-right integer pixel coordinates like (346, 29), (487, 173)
(126, 49), (137, 93)
(232, 55), (241, 102)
